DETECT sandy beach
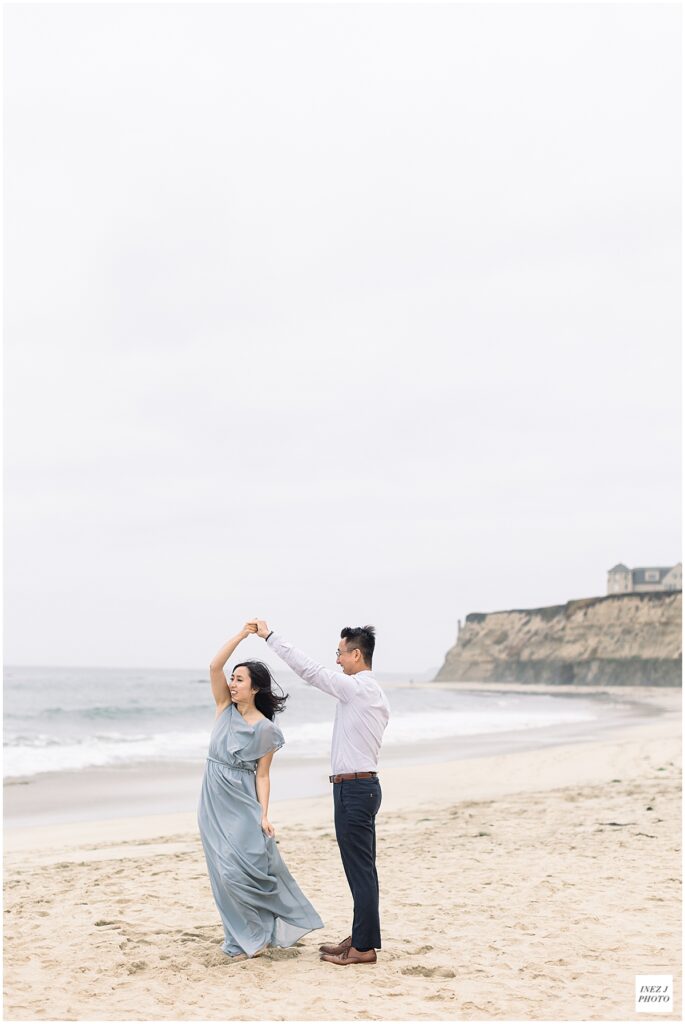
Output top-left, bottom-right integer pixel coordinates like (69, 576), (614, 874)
(4, 684), (681, 1021)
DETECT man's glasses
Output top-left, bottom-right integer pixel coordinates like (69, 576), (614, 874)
(336, 648), (355, 657)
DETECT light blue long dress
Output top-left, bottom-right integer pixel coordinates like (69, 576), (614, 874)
(198, 703), (323, 957)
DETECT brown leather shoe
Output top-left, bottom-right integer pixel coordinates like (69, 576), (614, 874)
(321, 946), (377, 966)
(319, 935), (352, 955)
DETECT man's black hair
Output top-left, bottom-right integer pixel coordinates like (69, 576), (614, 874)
(340, 625), (376, 667)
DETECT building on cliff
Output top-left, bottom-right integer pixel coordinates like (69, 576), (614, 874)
(607, 563), (682, 595)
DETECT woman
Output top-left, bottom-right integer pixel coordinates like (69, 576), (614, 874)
(198, 623), (323, 961)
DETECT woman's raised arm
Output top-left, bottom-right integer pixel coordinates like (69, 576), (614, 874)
(209, 624), (257, 711)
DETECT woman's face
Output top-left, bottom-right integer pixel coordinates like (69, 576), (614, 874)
(229, 666), (257, 705)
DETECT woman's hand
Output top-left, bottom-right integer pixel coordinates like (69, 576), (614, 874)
(261, 816), (276, 839)
(242, 621), (259, 638)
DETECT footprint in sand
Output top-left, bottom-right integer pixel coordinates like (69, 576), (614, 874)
(126, 960), (148, 975)
(202, 949), (241, 968)
(268, 947), (301, 961)
(401, 965), (456, 979)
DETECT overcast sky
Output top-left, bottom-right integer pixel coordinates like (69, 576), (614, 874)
(4, 3), (681, 672)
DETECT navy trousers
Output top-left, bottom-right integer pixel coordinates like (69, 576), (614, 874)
(333, 777), (382, 951)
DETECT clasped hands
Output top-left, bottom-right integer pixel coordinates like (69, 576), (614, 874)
(241, 619), (270, 639)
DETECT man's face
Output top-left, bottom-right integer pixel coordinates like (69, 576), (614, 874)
(336, 640), (359, 675)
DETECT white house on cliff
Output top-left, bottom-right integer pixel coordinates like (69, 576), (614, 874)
(607, 563), (682, 595)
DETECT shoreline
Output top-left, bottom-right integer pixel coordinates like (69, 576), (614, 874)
(3, 684), (668, 828)
(4, 685), (680, 849)
(3, 686), (680, 1020)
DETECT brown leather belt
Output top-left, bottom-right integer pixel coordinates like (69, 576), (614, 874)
(329, 771), (378, 784)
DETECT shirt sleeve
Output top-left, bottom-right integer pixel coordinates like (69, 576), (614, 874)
(266, 632), (356, 703)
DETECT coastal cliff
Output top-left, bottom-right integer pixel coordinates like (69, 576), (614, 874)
(435, 591), (682, 686)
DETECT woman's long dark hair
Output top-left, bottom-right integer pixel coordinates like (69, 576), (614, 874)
(232, 661), (288, 720)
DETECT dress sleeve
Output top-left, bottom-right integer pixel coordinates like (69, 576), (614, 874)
(254, 721), (285, 761)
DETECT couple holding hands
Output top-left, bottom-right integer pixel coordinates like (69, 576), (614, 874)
(197, 619), (390, 966)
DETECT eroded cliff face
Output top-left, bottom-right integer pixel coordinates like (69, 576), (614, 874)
(435, 591), (682, 686)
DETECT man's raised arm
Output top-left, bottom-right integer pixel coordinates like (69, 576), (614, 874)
(254, 620), (355, 702)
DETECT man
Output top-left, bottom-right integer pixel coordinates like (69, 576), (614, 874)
(253, 619), (390, 966)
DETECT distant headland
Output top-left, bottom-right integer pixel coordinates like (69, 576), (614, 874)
(435, 589), (682, 687)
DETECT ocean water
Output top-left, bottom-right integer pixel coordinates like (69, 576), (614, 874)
(3, 665), (608, 780)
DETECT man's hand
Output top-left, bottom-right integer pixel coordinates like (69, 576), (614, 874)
(242, 621), (258, 637)
(255, 619), (271, 639)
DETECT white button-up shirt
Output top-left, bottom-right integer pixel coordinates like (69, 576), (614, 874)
(266, 632), (390, 775)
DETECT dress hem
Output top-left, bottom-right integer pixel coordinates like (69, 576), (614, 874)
(222, 922), (323, 959)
